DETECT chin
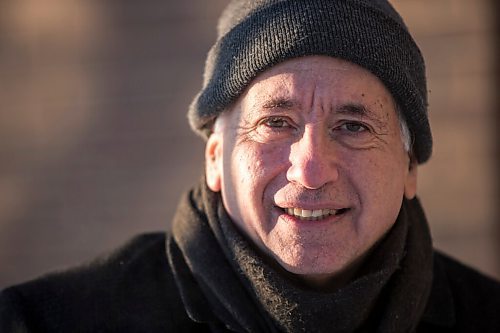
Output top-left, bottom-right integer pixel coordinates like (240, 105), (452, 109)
(286, 262), (346, 276)
(273, 250), (351, 276)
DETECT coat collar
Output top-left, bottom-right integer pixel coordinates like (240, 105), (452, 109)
(420, 251), (456, 327)
(169, 180), (441, 332)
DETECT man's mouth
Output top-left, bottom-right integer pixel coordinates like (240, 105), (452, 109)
(283, 207), (349, 221)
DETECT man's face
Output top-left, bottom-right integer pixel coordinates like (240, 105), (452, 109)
(205, 56), (417, 285)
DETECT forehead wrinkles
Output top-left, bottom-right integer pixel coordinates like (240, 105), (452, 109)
(249, 72), (296, 102)
(239, 58), (393, 122)
(239, 72), (300, 120)
(244, 70), (339, 114)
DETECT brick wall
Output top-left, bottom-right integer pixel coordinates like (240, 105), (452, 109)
(0, 0), (228, 288)
(392, 0), (499, 278)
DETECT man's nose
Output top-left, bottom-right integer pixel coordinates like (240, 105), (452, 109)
(286, 128), (339, 189)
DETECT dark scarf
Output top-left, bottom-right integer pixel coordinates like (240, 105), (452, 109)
(167, 179), (433, 332)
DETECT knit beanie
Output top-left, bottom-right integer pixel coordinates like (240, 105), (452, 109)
(188, 0), (432, 163)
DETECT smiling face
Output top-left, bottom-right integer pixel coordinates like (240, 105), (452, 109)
(205, 56), (417, 287)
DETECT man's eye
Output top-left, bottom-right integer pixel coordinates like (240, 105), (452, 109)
(252, 116), (296, 142)
(263, 117), (289, 128)
(340, 122), (367, 133)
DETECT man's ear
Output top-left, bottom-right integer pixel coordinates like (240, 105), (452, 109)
(404, 159), (418, 199)
(205, 132), (222, 192)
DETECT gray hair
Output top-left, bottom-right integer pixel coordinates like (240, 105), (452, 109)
(397, 104), (413, 154)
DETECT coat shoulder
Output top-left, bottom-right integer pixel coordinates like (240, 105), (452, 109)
(425, 251), (500, 332)
(436, 250), (500, 304)
(0, 233), (201, 332)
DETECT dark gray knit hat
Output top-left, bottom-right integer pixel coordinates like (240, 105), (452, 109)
(188, 0), (432, 163)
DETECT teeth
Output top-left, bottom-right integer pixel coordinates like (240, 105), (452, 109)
(312, 209), (322, 217)
(285, 207), (342, 220)
(302, 209), (312, 218)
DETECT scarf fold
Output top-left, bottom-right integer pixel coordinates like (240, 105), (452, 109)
(167, 178), (433, 332)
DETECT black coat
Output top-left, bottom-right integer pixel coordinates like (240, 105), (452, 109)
(1, 233), (499, 332)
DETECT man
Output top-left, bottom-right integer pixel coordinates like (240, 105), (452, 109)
(1, 0), (499, 332)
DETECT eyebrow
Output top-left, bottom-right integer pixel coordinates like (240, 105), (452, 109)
(262, 97), (298, 110)
(336, 103), (371, 116)
(335, 103), (386, 128)
(259, 99), (387, 128)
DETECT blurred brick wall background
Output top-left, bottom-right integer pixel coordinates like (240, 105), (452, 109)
(0, 0), (498, 288)
(392, 0), (499, 280)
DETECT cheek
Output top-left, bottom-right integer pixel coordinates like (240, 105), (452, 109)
(232, 144), (288, 187)
(223, 143), (290, 244)
(346, 152), (407, 226)
(225, 143), (289, 216)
